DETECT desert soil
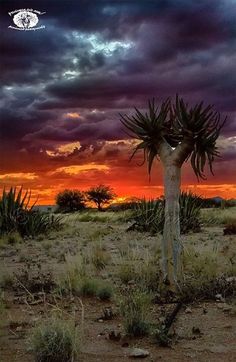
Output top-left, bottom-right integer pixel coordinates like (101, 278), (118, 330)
(0, 217), (236, 362)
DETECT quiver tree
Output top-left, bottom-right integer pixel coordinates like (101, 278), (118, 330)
(120, 96), (225, 290)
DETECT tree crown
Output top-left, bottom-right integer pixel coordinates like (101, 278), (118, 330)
(56, 189), (86, 212)
(120, 96), (226, 179)
(86, 185), (115, 209)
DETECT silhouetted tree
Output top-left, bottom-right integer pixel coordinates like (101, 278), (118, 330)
(86, 185), (115, 211)
(56, 189), (86, 213)
(121, 96), (225, 290)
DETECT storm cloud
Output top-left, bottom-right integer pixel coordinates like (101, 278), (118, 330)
(0, 0), (236, 202)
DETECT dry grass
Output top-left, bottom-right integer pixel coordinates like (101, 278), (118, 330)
(119, 288), (152, 337)
(30, 316), (80, 362)
(201, 206), (236, 226)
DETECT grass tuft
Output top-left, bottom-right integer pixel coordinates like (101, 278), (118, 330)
(96, 282), (113, 301)
(120, 288), (151, 337)
(30, 317), (79, 362)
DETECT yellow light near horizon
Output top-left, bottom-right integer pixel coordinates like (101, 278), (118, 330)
(0, 172), (38, 180)
(65, 112), (80, 118)
(52, 163), (109, 175)
(113, 196), (127, 203)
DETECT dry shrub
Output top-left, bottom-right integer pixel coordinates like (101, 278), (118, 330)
(120, 288), (151, 337)
(30, 317), (80, 362)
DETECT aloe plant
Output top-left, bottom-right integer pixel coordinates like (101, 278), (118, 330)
(130, 192), (202, 234)
(179, 191), (202, 234)
(0, 187), (62, 237)
(130, 199), (164, 233)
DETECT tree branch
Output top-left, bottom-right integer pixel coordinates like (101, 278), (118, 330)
(158, 137), (174, 162)
(172, 135), (193, 166)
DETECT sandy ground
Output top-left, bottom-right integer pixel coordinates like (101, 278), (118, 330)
(0, 215), (236, 361)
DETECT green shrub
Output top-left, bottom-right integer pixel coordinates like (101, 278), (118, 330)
(96, 283), (113, 301)
(6, 231), (22, 244)
(117, 262), (135, 284)
(79, 278), (99, 297)
(30, 318), (79, 362)
(120, 289), (151, 337)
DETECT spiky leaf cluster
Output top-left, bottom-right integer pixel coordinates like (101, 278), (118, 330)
(0, 187), (62, 236)
(120, 99), (171, 174)
(174, 97), (226, 179)
(121, 96), (226, 179)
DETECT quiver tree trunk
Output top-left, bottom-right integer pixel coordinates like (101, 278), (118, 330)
(162, 164), (183, 290)
(121, 97), (225, 292)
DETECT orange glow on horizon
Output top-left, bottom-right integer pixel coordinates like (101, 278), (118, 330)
(5, 183), (233, 206)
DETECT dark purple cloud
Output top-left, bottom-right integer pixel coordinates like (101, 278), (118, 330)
(0, 0), (235, 174)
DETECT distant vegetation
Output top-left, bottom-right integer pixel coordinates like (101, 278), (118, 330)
(56, 189), (86, 213)
(86, 184), (116, 211)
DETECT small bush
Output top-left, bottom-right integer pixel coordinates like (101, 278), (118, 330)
(90, 243), (111, 270)
(6, 231), (22, 245)
(56, 254), (87, 295)
(120, 289), (151, 337)
(118, 262), (135, 284)
(183, 249), (219, 281)
(30, 318), (79, 362)
(224, 221), (236, 235)
(117, 249), (160, 292)
(182, 248), (236, 301)
(79, 278), (99, 297)
(0, 269), (14, 289)
(181, 275), (236, 302)
(97, 283), (113, 301)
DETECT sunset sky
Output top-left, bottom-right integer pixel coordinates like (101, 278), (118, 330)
(0, 0), (236, 204)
